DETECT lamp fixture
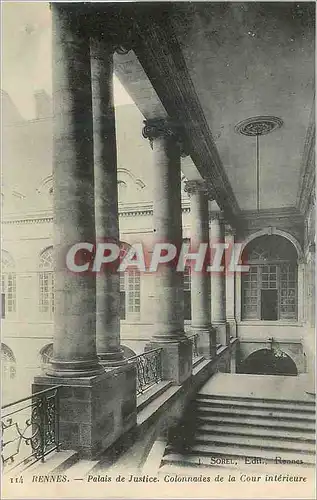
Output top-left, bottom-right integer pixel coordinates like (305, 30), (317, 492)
(235, 116), (283, 211)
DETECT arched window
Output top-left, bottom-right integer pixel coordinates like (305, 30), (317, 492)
(119, 243), (141, 320)
(1, 251), (16, 317)
(1, 343), (16, 381)
(40, 343), (53, 373)
(241, 235), (298, 321)
(39, 247), (54, 317)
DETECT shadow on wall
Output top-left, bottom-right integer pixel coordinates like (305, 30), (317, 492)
(238, 348), (298, 376)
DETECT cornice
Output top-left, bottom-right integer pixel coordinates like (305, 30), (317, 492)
(297, 99), (315, 216)
(241, 207), (304, 223)
(128, 7), (240, 226)
(2, 202), (191, 225)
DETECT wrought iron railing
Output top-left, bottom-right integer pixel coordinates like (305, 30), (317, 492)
(127, 348), (163, 395)
(188, 333), (200, 359)
(1, 386), (60, 472)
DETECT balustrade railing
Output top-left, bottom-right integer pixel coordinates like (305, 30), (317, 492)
(127, 348), (163, 395)
(1, 386), (60, 472)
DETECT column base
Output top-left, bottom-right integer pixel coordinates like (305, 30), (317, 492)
(212, 321), (228, 346)
(226, 319), (237, 339)
(191, 325), (217, 359)
(146, 337), (192, 385)
(98, 348), (126, 367)
(46, 358), (105, 378)
(33, 364), (137, 459)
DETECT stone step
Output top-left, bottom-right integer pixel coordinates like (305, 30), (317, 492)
(197, 393), (316, 407)
(196, 406), (316, 422)
(66, 459), (99, 480)
(137, 381), (173, 412)
(196, 413), (315, 432)
(190, 433), (315, 454)
(20, 450), (80, 479)
(165, 443), (316, 466)
(197, 423), (315, 443)
(195, 397), (316, 414)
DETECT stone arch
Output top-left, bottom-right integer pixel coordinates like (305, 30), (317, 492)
(239, 347), (298, 376)
(241, 228), (303, 262)
(121, 345), (137, 359)
(1, 343), (16, 380)
(39, 343), (53, 372)
(37, 175), (53, 197)
(117, 168), (145, 189)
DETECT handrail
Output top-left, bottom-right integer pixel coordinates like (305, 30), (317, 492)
(126, 348), (162, 362)
(126, 348), (163, 395)
(2, 385), (61, 472)
(2, 386), (62, 410)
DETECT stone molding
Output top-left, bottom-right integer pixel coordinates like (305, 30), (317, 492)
(184, 180), (215, 201)
(2, 204), (191, 225)
(296, 100), (315, 216)
(142, 118), (189, 157)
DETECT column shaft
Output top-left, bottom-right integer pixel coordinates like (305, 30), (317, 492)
(186, 181), (216, 358)
(225, 228), (237, 338)
(152, 134), (184, 339)
(189, 183), (211, 328)
(91, 38), (123, 364)
(48, 5), (102, 377)
(143, 119), (192, 384)
(209, 214), (228, 345)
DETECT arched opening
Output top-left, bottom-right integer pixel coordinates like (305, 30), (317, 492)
(241, 235), (298, 321)
(1, 343), (16, 381)
(238, 348), (298, 376)
(40, 343), (54, 373)
(121, 345), (137, 359)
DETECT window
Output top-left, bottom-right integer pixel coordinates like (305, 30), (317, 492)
(39, 247), (55, 317)
(241, 235), (298, 321)
(1, 251), (16, 317)
(120, 270), (141, 319)
(119, 242), (141, 320)
(1, 344), (16, 381)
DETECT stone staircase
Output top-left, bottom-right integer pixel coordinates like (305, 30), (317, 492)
(156, 392), (316, 473)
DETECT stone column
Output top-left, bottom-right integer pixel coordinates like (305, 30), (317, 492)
(142, 119), (192, 384)
(47, 4), (102, 378)
(184, 180), (216, 358)
(90, 38), (123, 365)
(209, 213), (228, 346)
(34, 5), (136, 459)
(225, 225), (237, 338)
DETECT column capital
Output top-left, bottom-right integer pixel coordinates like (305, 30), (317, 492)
(184, 180), (214, 199)
(142, 118), (189, 157)
(209, 210), (225, 223)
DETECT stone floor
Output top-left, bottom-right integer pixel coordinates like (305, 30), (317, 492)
(200, 372), (315, 401)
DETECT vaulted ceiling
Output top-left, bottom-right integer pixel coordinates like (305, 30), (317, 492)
(169, 2), (315, 211)
(96, 2), (315, 224)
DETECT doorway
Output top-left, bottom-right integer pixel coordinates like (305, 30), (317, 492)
(261, 289), (278, 320)
(238, 349), (298, 376)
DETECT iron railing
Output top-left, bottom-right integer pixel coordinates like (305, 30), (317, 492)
(188, 334), (200, 359)
(1, 386), (60, 472)
(127, 348), (162, 395)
